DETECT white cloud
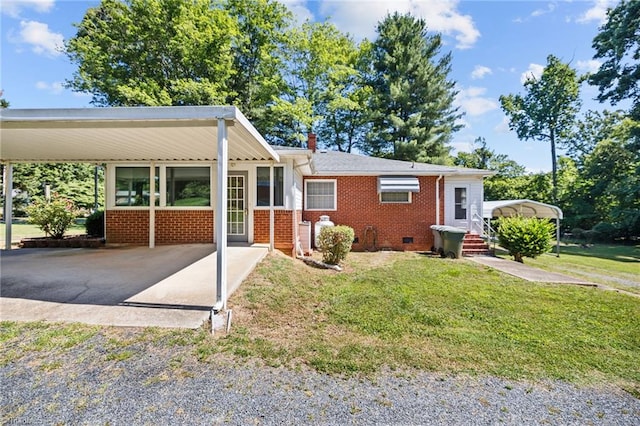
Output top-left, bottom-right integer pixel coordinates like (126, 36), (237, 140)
(281, 0), (313, 24)
(531, 2), (556, 17)
(318, 0), (480, 49)
(520, 63), (544, 84)
(36, 81), (64, 94)
(471, 65), (492, 80)
(19, 20), (64, 57)
(494, 116), (510, 134)
(450, 140), (474, 154)
(456, 86), (499, 117)
(576, 59), (602, 74)
(2, 0), (55, 18)
(576, 0), (617, 24)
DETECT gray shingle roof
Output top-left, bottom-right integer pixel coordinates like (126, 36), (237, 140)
(310, 150), (492, 176)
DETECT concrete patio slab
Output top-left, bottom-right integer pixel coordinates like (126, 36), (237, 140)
(0, 244), (268, 328)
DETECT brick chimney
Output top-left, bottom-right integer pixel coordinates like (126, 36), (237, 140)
(307, 133), (317, 153)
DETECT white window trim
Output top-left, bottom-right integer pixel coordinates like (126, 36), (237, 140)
(109, 163), (214, 210)
(379, 192), (412, 204)
(304, 179), (337, 211)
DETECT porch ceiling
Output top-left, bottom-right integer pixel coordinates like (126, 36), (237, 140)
(0, 106), (279, 163)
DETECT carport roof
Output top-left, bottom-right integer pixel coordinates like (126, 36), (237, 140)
(0, 106), (279, 163)
(483, 199), (563, 219)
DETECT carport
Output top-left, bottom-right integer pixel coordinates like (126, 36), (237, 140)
(483, 199), (564, 256)
(1, 106), (279, 312)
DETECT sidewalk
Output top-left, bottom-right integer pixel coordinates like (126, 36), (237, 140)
(470, 255), (596, 285)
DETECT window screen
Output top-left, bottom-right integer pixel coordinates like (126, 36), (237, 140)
(306, 180), (336, 210)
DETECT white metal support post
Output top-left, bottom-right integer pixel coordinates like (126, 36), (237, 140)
(215, 119), (229, 311)
(3, 163), (13, 250)
(149, 162), (156, 248)
(269, 164), (274, 252)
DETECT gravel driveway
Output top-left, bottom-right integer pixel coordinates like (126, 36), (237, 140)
(2, 330), (638, 425)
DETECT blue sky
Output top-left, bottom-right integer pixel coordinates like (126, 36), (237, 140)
(1, 0), (620, 172)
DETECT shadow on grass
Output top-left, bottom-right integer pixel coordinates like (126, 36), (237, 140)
(556, 243), (640, 263)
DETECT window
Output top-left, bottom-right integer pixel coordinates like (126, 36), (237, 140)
(115, 167), (159, 206)
(305, 180), (336, 210)
(256, 166), (284, 207)
(380, 192), (411, 203)
(166, 167), (210, 206)
(455, 187), (467, 220)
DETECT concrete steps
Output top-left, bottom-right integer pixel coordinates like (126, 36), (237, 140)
(462, 233), (492, 256)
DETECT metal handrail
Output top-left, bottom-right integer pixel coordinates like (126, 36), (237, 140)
(472, 211), (497, 253)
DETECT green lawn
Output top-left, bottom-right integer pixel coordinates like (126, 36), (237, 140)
(1, 251), (638, 395)
(496, 243), (640, 295)
(217, 251), (639, 392)
(0, 221), (85, 244)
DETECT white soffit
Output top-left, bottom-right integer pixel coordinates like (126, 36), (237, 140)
(0, 106), (279, 163)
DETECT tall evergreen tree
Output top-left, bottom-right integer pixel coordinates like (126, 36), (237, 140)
(367, 12), (462, 163)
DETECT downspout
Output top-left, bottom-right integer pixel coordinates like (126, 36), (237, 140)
(3, 163), (13, 250)
(269, 163), (274, 252)
(435, 175), (443, 225)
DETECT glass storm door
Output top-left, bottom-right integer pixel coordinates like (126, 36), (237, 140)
(227, 173), (248, 242)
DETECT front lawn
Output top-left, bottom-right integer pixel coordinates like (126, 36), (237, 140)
(0, 221), (85, 244)
(1, 251), (638, 395)
(222, 252), (639, 391)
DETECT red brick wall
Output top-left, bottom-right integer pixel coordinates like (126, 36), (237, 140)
(106, 209), (214, 245)
(303, 176), (444, 252)
(254, 209), (294, 252)
(106, 210), (149, 245)
(155, 210), (214, 244)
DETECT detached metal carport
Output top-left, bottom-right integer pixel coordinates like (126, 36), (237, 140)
(0, 106), (280, 311)
(483, 199), (564, 256)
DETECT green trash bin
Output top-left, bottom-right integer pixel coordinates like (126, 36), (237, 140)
(430, 225), (445, 255)
(440, 226), (467, 259)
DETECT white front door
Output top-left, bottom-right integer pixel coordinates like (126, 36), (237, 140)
(446, 185), (469, 230)
(227, 173), (248, 242)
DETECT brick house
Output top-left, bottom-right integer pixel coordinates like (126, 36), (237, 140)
(2, 106), (491, 307)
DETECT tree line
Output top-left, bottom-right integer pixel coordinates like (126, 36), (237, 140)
(2, 0), (638, 239)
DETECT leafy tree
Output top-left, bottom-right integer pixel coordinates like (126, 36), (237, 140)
(589, 0), (640, 121)
(66, 0), (237, 106)
(223, 0), (292, 130)
(265, 21), (358, 146)
(316, 41), (373, 153)
(0, 90), (8, 108)
(368, 12), (461, 163)
(11, 163), (104, 211)
(499, 55), (582, 202)
(567, 109), (625, 159)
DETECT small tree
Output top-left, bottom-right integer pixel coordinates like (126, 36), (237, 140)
(26, 195), (77, 239)
(317, 225), (355, 265)
(496, 216), (554, 263)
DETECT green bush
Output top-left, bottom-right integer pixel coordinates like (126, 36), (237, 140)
(85, 210), (104, 237)
(570, 228), (585, 240)
(26, 195), (77, 239)
(591, 222), (617, 242)
(496, 216), (554, 263)
(317, 225), (355, 265)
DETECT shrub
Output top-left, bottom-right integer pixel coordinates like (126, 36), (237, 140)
(26, 195), (77, 239)
(85, 210), (105, 237)
(317, 225), (355, 265)
(570, 228), (585, 240)
(496, 216), (554, 263)
(591, 222), (617, 242)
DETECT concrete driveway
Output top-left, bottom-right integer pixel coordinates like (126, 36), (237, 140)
(0, 244), (268, 328)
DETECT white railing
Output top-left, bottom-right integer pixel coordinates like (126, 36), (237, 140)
(473, 211), (497, 252)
